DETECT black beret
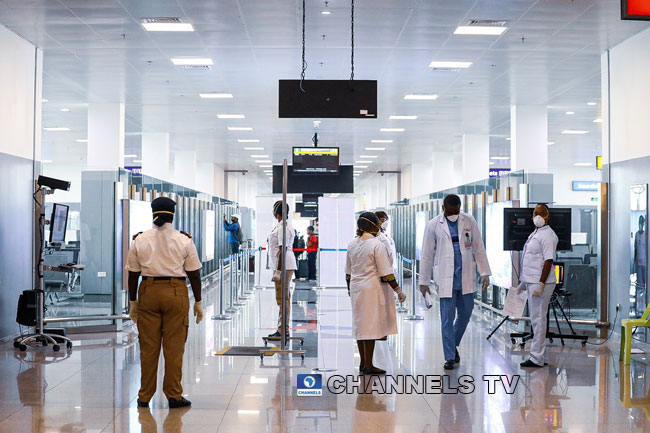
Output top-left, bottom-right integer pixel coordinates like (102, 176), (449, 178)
(151, 197), (176, 214)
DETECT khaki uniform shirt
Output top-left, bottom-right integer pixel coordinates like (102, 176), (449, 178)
(126, 223), (202, 277)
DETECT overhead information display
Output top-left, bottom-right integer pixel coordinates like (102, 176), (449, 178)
(292, 147), (339, 174)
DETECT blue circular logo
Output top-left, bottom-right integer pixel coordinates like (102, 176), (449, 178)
(303, 375), (316, 388)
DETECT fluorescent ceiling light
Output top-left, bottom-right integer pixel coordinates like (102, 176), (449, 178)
(237, 410), (260, 415)
(365, 147), (385, 151)
(244, 147), (264, 150)
(505, 137), (511, 141)
(371, 139), (393, 143)
(263, 170), (272, 173)
(259, 165), (272, 168)
(359, 155), (378, 158)
(354, 165), (368, 169)
(574, 162), (593, 167)
(547, 141), (555, 145)
(565, 111), (575, 115)
(321, 10), (331, 15)
(256, 160), (272, 163)
(75, 139), (88, 143)
(250, 376), (268, 384)
(200, 93), (233, 99)
(43, 127), (70, 131)
(250, 154), (269, 158)
(561, 130), (589, 135)
(490, 156), (510, 160)
(587, 102), (597, 106)
(228, 126), (252, 131)
(428, 61), (472, 69)
(41, 99), (48, 102)
(454, 25), (507, 36)
(389, 115), (417, 120)
(380, 128), (405, 132)
(489, 161), (495, 165)
(142, 22), (194, 32)
(124, 154), (138, 158)
(218, 114), (245, 119)
(354, 174), (361, 177)
(353, 171), (363, 174)
(593, 118), (603, 123)
(238, 139), (259, 143)
(171, 57), (213, 66)
(41, 159), (53, 163)
(404, 94), (438, 100)
(133, 159), (142, 163)
(356, 160), (372, 164)
(60, 108), (70, 112)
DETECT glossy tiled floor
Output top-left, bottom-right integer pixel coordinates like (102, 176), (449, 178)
(2, 279), (650, 433)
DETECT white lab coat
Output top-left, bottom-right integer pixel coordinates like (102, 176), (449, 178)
(418, 212), (491, 299)
(377, 231), (398, 272)
(346, 233), (398, 340)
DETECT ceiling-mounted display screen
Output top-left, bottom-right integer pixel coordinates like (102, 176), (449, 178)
(293, 147), (339, 174)
(279, 80), (377, 118)
(272, 165), (354, 194)
(622, 0), (650, 20)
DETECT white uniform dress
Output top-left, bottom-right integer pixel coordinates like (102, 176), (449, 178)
(377, 231), (398, 273)
(520, 224), (558, 365)
(267, 221), (298, 271)
(346, 233), (398, 340)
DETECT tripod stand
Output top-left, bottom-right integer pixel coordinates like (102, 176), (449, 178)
(510, 289), (588, 348)
(14, 184), (72, 352)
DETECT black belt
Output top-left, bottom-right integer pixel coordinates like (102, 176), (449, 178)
(143, 276), (186, 281)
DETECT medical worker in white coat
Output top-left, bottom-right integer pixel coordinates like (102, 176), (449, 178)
(267, 200), (297, 340)
(346, 212), (406, 375)
(419, 194), (491, 370)
(515, 204), (558, 368)
(375, 211), (398, 273)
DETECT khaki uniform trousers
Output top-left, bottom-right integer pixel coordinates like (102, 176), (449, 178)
(137, 279), (189, 402)
(274, 271), (294, 333)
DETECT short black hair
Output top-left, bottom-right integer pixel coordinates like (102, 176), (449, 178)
(357, 212), (380, 236)
(307, 226), (314, 231)
(273, 200), (290, 217)
(443, 194), (461, 207)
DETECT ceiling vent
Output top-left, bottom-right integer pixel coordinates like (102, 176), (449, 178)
(466, 19), (508, 27)
(180, 65), (212, 70)
(141, 17), (183, 24)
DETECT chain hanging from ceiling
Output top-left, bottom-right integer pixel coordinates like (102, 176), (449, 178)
(300, 0), (308, 92)
(350, 0), (355, 82)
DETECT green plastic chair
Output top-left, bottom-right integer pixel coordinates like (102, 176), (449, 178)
(620, 302), (650, 365)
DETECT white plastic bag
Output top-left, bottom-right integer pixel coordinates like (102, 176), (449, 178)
(372, 340), (394, 375)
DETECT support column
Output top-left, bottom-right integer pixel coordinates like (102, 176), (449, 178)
(196, 162), (215, 195)
(510, 105), (548, 173)
(462, 134), (489, 184)
(142, 133), (170, 181)
(432, 152), (458, 192)
(87, 103), (125, 170)
(173, 151), (196, 190)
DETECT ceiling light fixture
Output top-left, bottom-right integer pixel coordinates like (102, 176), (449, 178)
(133, 159), (142, 163)
(259, 165), (272, 168)
(41, 159), (53, 163)
(380, 128), (405, 132)
(389, 115), (417, 120)
(365, 147), (385, 151)
(565, 111), (575, 115)
(238, 139), (260, 143)
(547, 141), (555, 145)
(359, 155), (378, 158)
(574, 162), (593, 167)
(587, 102), (597, 106)
(256, 160), (272, 163)
(356, 160), (373, 164)
(371, 139), (393, 143)
(244, 147), (264, 150)
(404, 94), (438, 100)
(171, 57), (213, 66)
(200, 93), (233, 99)
(454, 25), (507, 36)
(75, 139), (88, 143)
(250, 155), (269, 158)
(124, 154), (138, 158)
(43, 127), (70, 131)
(505, 137), (511, 141)
(561, 130), (589, 135)
(321, 10), (331, 15)
(142, 18), (194, 32)
(593, 118), (603, 123)
(489, 161), (495, 165)
(354, 165), (368, 169)
(41, 99), (48, 102)
(218, 114), (245, 119)
(353, 171), (363, 174)
(60, 108), (70, 112)
(490, 156), (510, 160)
(428, 61), (472, 69)
(228, 126), (252, 131)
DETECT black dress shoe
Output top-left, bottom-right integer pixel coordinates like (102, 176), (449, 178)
(137, 399), (149, 408)
(364, 366), (386, 375)
(444, 360), (455, 370)
(455, 349), (460, 364)
(267, 331), (281, 338)
(168, 397), (192, 408)
(520, 359), (544, 368)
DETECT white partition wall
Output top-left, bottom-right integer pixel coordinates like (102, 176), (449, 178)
(318, 197), (356, 287)
(254, 195), (296, 287)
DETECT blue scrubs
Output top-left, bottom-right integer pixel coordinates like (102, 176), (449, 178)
(439, 218), (475, 361)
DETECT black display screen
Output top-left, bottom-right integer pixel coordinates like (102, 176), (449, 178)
(292, 147), (339, 174)
(272, 165), (354, 194)
(503, 208), (572, 251)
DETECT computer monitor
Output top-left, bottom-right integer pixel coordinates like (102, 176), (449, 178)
(49, 203), (69, 243)
(554, 262), (565, 289)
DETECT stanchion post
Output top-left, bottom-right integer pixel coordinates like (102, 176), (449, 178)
(396, 253), (408, 313)
(234, 252), (248, 304)
(404, 257), (423, 321)
(225, 255), (237, 314)
(245, 249), (254, 295)
(212, 258), (232, 321)
(254, 247), (264, 290)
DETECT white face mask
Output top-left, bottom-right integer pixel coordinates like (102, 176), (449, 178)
(381, 221), (388, 229)
(446, 214), (459, 223)
(533, 215), (546, 228)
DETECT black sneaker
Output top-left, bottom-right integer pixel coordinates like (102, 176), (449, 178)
(455, 349), (460, 364)
(137, 399), (149, 408)
(444, 360), (455, 370)
(267, 331), (281, 338)
(168, 397), (192, 409)
(520, 359), (544, 368)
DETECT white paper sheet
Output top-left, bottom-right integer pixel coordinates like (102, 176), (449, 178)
(502, 288), (528, 318)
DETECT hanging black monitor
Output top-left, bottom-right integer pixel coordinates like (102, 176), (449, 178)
(272, 165), (354, 194)
(293, 147), (339, 174)
(279, 79), (377, 118)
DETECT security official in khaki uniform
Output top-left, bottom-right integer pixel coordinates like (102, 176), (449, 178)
(126, 197), (204, 409)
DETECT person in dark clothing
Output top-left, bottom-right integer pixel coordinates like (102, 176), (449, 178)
(306, 226), (318, 281)
(223, 214), (241, 254)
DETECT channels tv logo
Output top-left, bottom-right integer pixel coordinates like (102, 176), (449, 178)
(297, 374), (322, 396)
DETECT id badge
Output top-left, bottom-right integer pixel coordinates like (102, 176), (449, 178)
(464, 231), (472, 249)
